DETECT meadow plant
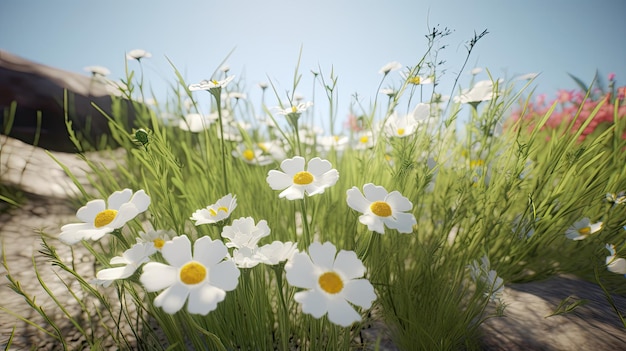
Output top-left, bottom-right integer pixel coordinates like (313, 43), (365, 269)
(3, 27), (626, 350)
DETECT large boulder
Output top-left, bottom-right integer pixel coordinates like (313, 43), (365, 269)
(0, 50), (140, 152)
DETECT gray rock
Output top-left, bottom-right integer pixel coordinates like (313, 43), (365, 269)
(0, 50), (141, 153)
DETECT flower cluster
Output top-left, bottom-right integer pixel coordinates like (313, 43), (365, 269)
(511, 73), (626, 142)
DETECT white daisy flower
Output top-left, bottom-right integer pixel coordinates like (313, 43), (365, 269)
(221, 217), (296, 268)
(126, 49), (152, 61)
(190, 194), (237, 226)
(274, 101), (313, 117)
(453, 80), (496, 104)
(232, 145), (274, 166)
(84, 65), (111, 77)
(221, 217), (270, 250)
(140, 235), (240, 315)
(285, 241), (376, 327)
(178, 113), (218, 132)
(468, 256), (504, 302)
(94, 242), (157, 287)
(317, 135), (349, 152)
(266, 156), (339, 200)
(137, 229), (175, 251)
(188, 76), (235, 92)
(565, 218), (603, 240)
(605, 244), (626, 275)
(258, 241), (298, 265)
(384, 111), (418, 138)
(346, 183), (416, 234)
(378, 61), (402, 75)
(353, 131), (376, 150)
(59, 189), (150, 244)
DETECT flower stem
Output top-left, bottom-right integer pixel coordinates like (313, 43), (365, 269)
(213, 91), (229, 193)
(299, 198), (312, 245)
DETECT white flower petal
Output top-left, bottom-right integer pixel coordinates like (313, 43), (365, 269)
(76, 200), (105, 223)
(279, 186), (305, 200)
(333, 250), (366, 280)
(294, 290), (328, 318)
(326, 297), (362, 327)
(309, 242), (337, 270)
(96, 265), (137, 281)
(285, 252), (318, 289)
(187, 284), (226, 314)
(193, 236), (228, 267)
(307, 157), (333, 175)
(342, 279), (376, 309)
(208, 260), (240, 291)
(130, 189), (151, 213)
(386, 191), (413, 212)
(140, 262), (177, 292)
(107, 189), (133, 210)
(58, 223), (92, 244)
(154, 283), (189, 314)
(359, 214), (385, 234)
(266, 170), (293, 190)
(363, 183), (388, 201)
(280, 156), (305, 176)
(346, 187), (370, 213)
(162, 235), (193, 267)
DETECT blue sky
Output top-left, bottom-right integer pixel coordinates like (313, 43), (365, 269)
(1, 0), (625, 126)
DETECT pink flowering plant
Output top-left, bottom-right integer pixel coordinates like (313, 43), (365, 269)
(511, 72), (626, 142)
(2, 29), (626, 351)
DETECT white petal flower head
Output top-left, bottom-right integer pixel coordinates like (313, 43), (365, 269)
(94, 242), (157, 287)
(258, 241), (299, 265)
(84, 65), (111, 77)
(453, 80), (495, 104)
(266, 156), (339, 200)
(221, 217), (271, 249)
(137, 229), (175, 251)
(468, 256), (504, 302)
(346, 183), (416, 234)
(378, 61), (402, 75)
(565, 218), (603, 240)
(140, 235), (240, 315)
(188, 76), (235, 92)
(232, 145), (274, 166)
(274, 101), (313, 116)
(126, 49), (152, 61)
(59, 189), (150, 244)
(190, 194), (237, 226)
(605, 244), (626, 275)
(285, 241), (376, 327)
(178, 113), (218, 132)
(384, 111), (418, 138)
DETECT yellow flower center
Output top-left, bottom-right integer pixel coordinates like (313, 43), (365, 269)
(94, 209), (118, 228)
(179, 261), (207, 285)
(209, 206), (229, 217)
(333, 135), (340, 142)
(318, 271), (343, 294)
(359, 136), (369, 144)
(470, 159), (485, 168)
(408, 76), (421, 85)
(370, 201), (392, 217)
(293, 171), (314, 185)
(242, 149), (255, 161)
(211, 79), (219, 85)
(153, 238), (165, 249)
(578, 226), (591, 236)
(291, 106), (298, 113)
(397, 128), (405, 136)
